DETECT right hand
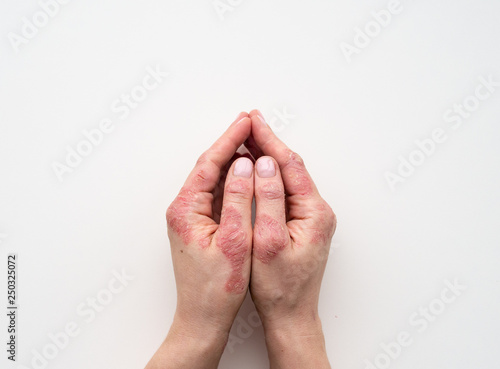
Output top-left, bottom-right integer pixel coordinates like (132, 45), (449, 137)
(247, 110), (337, 336)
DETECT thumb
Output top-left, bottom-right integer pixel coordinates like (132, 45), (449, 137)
(215, 157), (254, 294)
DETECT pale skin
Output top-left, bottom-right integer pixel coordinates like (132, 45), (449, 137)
(145, 111), (336, 369)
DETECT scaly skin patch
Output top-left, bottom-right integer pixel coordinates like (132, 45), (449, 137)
(167, 187), (214, 249)
(258, 182), (284, 200)
(166, 188), (195, 244)
(284, 152), (313, 196)
(254, 215), (288, 264)
(217, 206), (248, 294)
(226, 179), (251, 195)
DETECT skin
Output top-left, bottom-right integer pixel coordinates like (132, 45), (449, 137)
(248, 110), (336, 369)
(145, 111), (336, 369)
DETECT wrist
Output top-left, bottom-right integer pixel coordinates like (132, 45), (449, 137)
(172, 302), (235, 337)
(145, 319), (229, 369)
(262, 313), (324, 342)
(262, 314), (331, 369)
(170, 313), (230, 345)
(258, 302), (322, 335)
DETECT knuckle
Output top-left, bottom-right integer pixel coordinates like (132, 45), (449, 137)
(165, 206), (174, 225)
(324, 203), (337, 227)
(196, 152), (209, 166)
(194, 170), (206, 183)
(257, 182), (284, 200)
(228, 229), (248, 249)
(166, 203), (183, 227)
(165, 207), (178, 229)
(269, 232), (288, 250)
(284, 150), (305, 169)
(254, 215), (288, 263)
(226, 180), (252, 198)
(311, 201), (336, 232)
(193, 168), (216, 188)
(218, 207), (250, 252)
(166, 189), (195, 226)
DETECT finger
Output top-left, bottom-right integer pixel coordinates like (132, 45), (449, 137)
(166, 114), (251, 245)
(181, 114), (252, 216)
(248, 109), (261, 119)
(243, 110), (264, 160)
(186, 113), (250, 191)
(249, 110), (319, 200)
(212, 152), (249, 223)
(244, 133), (264, 160)
(244, 112), (264, 160)
(235, 111), (248, 121)
(215, 157), (255, 293)
(253, 156), (290, 263)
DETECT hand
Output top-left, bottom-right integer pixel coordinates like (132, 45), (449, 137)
(247, 110), (337, 369)
(146, 113), (255, 369)
(145, 110), (336, 369)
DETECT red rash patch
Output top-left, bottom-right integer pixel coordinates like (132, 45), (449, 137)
(254, 215), (288, 264)
(166, 188), (198, 245)
(226, 180), (251, 195)
(258, 182), (283, 200)
(217, 206), (248, 294)
(284, 152), (313, 196)
(192, 168), (215, 192)
(167, 188), (213, 248)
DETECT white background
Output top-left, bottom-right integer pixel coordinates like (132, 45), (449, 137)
(1, 1), (500, 368)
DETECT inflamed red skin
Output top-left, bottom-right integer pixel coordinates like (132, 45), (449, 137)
(216, 205), (248, 293)
(167, 185), (252, 293)
(254, 214), (289, 264)
(166, 188), (196, 245)
(283, 151), (314, 197)
(166, 186), (215, 248)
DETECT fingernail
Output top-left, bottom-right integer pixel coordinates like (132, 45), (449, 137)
(234, 157), (253, 178)
(256, 157), (275, 178)
(256, 115), (268, 126)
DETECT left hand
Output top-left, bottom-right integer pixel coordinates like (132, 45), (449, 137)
(146, 113), (255, 369)
(166, 112), (255, 337)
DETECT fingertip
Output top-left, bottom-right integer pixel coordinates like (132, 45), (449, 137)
(221, 158), (255, 232)
(255, 156), (277, 178)
(235, 116), (252, 126)
(254, 157), (285, 204)
(250, 115), (271, 138)
(233, 157), (254, 178)
(235, 111), (249, 121)
(232, 116), (252, 136)
(248, 109), (263, 119)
